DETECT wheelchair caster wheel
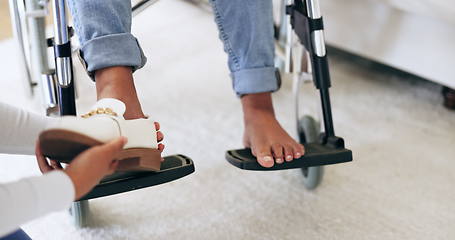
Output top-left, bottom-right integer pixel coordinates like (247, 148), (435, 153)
(301, 165), (324, 190)
(70, 200), (90, 228)
(298, 115), (324, 190)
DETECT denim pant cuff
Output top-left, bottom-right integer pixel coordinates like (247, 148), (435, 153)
(232, 67), (279, 96)
(79, 33), (147, 79)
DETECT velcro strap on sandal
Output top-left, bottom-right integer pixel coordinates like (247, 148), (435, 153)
(116, 118), (158, 149)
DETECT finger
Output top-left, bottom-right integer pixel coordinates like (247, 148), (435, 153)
(35, 141), (53, 173)
(157, 131), (164, 142)
(108, 160), (119, 173)
(154, 122), (160, 131)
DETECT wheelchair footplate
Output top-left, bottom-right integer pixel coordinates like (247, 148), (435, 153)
(226, 143), (352, 171)
(80, 154), (194, 200)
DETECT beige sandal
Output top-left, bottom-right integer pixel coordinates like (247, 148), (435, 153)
(39, 98), (161, 171)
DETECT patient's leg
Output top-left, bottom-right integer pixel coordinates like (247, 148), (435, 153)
(67, 0), (146, 119)
(95, 67), (145, 119)
(210, 0), (305, 167)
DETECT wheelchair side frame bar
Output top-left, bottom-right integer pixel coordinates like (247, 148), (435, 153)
(288, 0), (339, 145)
(52, 0), (76, 115)
(52, 0), (72, 88)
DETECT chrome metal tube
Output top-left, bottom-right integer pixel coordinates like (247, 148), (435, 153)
(306, 0), (326, 57)
(25, 0), (50, 75)
(293, 72), (303, 133)
(8, 0), (35, 93)
(284, 0), (294, 73)
(311, 30), (326, 57)
(53, 0), (68, 45)
(292, 51), (314, 134)
(52, 0), (72, 87)
(306, 0), (321, 19)
(41, 73), (58, 109)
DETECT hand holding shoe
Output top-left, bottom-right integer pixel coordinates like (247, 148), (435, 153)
(35, 137), (127, 200)
(39, 98), (163, 171)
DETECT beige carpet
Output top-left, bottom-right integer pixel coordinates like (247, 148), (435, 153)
(0, 0), (454, 239)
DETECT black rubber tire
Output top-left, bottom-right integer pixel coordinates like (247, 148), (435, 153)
(301, 165), (324, 190)
(70, 200), (90, 228)
(298, 115), (324, 190)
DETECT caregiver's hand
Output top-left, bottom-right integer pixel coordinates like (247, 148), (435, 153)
(35, 137), (127, 200)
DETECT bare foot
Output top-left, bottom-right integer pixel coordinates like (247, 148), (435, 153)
(95, 66), (146, 120)
(242, 92), (304, 168)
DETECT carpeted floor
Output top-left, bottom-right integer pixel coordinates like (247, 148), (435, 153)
(0, 0), (454, 239)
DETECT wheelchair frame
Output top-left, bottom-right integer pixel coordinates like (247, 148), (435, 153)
(9, 0), (194, 228)
(226, 0), (352, 187)
(9, 0), (351, 228)
(8, 0), (159, 115)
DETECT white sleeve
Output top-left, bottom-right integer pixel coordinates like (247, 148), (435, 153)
(0, 102), (56, 155)
(0, 171), (75, 237)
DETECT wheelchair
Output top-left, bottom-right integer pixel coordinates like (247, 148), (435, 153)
(8, 0), (351, 228)
(9, 0), (194, 228)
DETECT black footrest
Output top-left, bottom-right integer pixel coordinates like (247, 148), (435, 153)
(226, 143), (352, 171)
(80, 154), (194, 200)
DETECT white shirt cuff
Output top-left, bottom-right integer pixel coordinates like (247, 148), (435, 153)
(34, 171), (75, 215)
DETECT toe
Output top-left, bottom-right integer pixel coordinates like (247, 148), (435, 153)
(158, 143), (165, 152)
(293, 144), (305, 159)
(283, 145), (294, 162)
(271, 143), (284, 164)
(157, 131), (164, 142)
(154, 122), (160, 131)
(256, 147), (274, 168)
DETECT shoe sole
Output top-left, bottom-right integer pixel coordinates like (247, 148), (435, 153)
(39, 129), (161, 171)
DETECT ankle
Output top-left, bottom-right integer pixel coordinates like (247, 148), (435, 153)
(241, 92), (274, 110)
(95, 67), (146, 119)
(241, 92), (275, 121)
(95, 67), (134, 100)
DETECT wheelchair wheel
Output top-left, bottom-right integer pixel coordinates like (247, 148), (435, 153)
(70, 200), (90, 228)
(298, 115), (324, 190)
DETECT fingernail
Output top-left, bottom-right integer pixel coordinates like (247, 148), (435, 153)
(286, 155), (293, 161)
(263, 156), (273, 162)
(295, 152), (301, 158)
(276, 158), (283, 164)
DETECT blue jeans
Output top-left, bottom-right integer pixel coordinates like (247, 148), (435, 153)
(0, 229), (31, 240)
(68, 0), (278, 96)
